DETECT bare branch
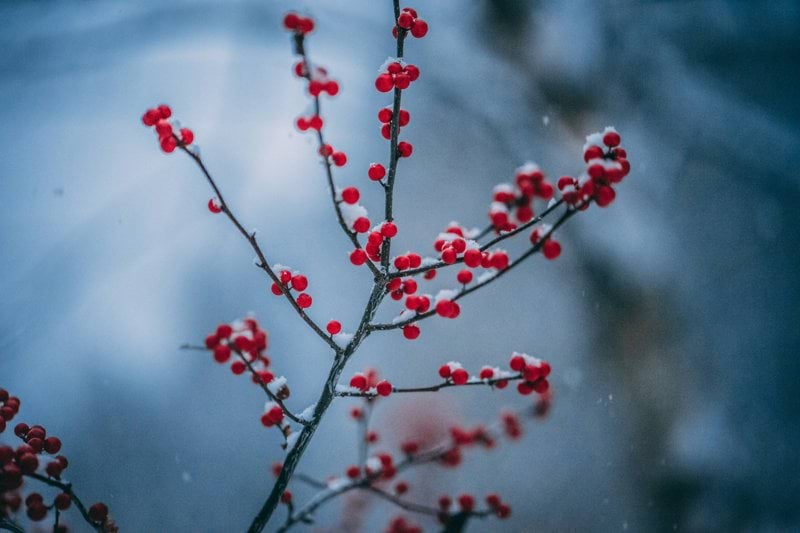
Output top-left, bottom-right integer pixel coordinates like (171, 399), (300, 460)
(335, 373), (524, 397)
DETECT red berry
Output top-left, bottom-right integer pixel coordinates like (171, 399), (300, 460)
(463, 248), (482, 268)
(394, 255), (410, 270)
(595, 185), (616, 207)
(230, 361), (246, 375)
(281, 491), (292, 504)
(291, 274), (309, 291)
(398, 109), (410, 126)
(441, 247), (457, 264)
(397, 12), (414, 29)
(603, 131), (621, 147)
(410, 19), (428, 38)
(509, 355), (526, 371)
(451, 368), (469, 385)
(296, 293), (313, 308)
(375, 73), (394, 92)
(160, 135), (177, 153)
(207, 198), (222, 214)
(381, 222), (398, 238)
(350, 248), (367, 265)
(44, 437), (62, 454)
(326, 320), (342, 335)
(324, 80), (340, 96)
(350, 374), (368, 391)
(341, 187), (360, 204)
(378, 108), (393, 123)
(157, 104), (172, 119)
(213, 344), (231, 363)
(543, 239), (561, 260)
(353, 217), (370, 233)
(368, 163), (387, 181)
(397, 142), (413, 157)
(346, 465), (360, 479)
(584, 145), (604, 162)
(331, 151), (347, 166)
(88, 503), (109, 523)
(55, 493), (72, 511)
(309, 115), (323, 131)
(438, 365), (451, 378)
(283, 13), (299, 30)
(405, 64), (420, 81)
(402, 324), (420, 339)
(376, 380), (392, 397)
(458, 494), (475, 511)
(456, 270), (473, 284)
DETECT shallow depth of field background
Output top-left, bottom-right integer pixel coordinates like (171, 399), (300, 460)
(1, 1), (798, 531)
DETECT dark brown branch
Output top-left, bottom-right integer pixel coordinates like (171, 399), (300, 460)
(380, 0), (407, 271)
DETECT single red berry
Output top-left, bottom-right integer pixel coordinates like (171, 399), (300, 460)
(458, 494), (475, 511)
(291, 274), (309, 291)
(410, 19), (429, 38)
(160, 135), (177, 153)
(353, 217), (370, 233)
(397, 142), (413, 158)
(402, 324), (420, 339)
(395, 481), (409, 494)
(376, 380), (392, 397)
(438, 364), (452, 378)
(509, 354), (526, 371)
(309, 115), (323, 131)
(543, 239), (561, 260)
(451, 368), (469, 385)
(88, 502), (109, 523)
(350, 374), (368, 391)
(368, 163), (387, 181)
(179, 128), (194, 145)
(281, 491), (292, 504)
(584, 145), (604, 162)
(213, 344), (231, 363)
(405, 64), (420, 81)
(381, 222), (398, 238)
(54, 493), (72, 511)
(463, 248), (482, 268)
(44, 437), (62, 454)
(341, 187), (360, 204)
(350, 248), (367, 265)
(324, 80), (340, 96)
(230, 361), (246, 375)
(375, 73), (394, 92)
(398, 109), (410, 126)
(595, 185), (616, 207)
(296, 293), (313, 308)
(603, 131), (621, 147)
(394, 255), (410, 270)
(346, 465), (360, 479)
(378, 108), (393, 123)
(438, 495), (452, 509)
(208, 198), (222, 214)
(331, 151), (348, 166)
(157, 104), (172, 119)
(271, 282), (283, 295)
(441, 247), (457, 264)
(456, 270), (473, 284)
(283, 13), (299, 30)
(397, 11), (414, 29)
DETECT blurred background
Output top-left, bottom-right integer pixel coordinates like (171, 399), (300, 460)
(1, 0), (798, 531)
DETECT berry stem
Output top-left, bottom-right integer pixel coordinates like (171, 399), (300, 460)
(380, 0), (407, 272)
(293, 36), (383, 280)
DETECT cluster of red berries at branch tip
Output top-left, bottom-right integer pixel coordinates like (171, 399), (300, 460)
(377, 106), (410, 140)
(559, 127), (631, 208)
(282, 12), (315, 35)
(141, 104), (194, 154)
(393, 7), (428, 39)
(489, 162), (554, 232)
(205, 317), (273, 379)
(375, 59), (421, 93)
(270, 267), (314, 309)
(530, 224), (562, 260)
(1, 389), (112, 530)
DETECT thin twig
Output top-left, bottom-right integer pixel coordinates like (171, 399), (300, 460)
(25, 473), (102, 532)
(178, 144), (341, 353)
(335, 373), (524, 397)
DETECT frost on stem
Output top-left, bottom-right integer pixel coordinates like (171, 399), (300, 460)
(140, 3), (632, 531)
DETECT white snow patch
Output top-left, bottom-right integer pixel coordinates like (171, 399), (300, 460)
(332, 332), (353, 348)
(267, 376), (288, 395)
(297, 403), (317, 422)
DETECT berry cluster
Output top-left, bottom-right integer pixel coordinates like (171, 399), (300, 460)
(0, 389), (20, 434)
(509, 352), (551, 395)
(489, 163), (555, 232)
(141, 104), (194, 153)
(1, 390), (112, 530)
(377, 107), (410, 140)
(204, 318), (275, 383)
(350, 221), (399, 265)
(375, 60), (421, 93)
(386, 515), (422, 533)
(282, 12), (315, 35)
(558, 127), (631, 208)
(394, 7), (428, 39)
(349, 369), (392, 397)
(270, 268), (314, 309)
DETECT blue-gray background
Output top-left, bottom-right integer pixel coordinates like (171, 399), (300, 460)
(1, 1), (798, 531)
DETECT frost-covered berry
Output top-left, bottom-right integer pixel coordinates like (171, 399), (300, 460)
(208, 198), (222, 213)
(350, 373), (368, 391)
(451, 368), (469, 385)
